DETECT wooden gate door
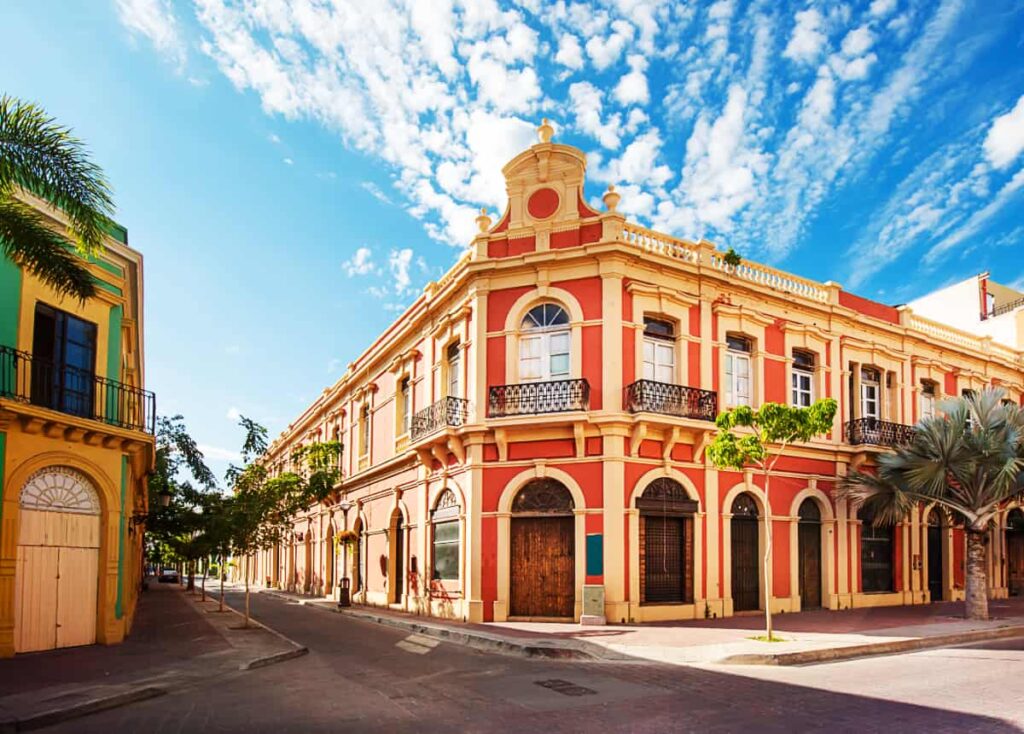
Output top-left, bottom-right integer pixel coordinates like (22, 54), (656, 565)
(510, 517), (574, 618)
(1009, 531), (1024, 597)
(644, 516), (685, 603)
(798, 521), (822, 609)
(15, 509), (100, 653)
(927, 524), (944, 601)
(731, 516), (759, 612)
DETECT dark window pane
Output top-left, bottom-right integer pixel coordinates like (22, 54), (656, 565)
(643, 317), (675, 340)
(433, 520), (458, 543)
(726, 335), (751, 353)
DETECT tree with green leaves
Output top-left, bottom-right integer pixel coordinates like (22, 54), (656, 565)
(0, 95), (115, 301)
(707, 398), (838, 640)
(841, 388), (1024, 620)
(145, 415), (218, 591)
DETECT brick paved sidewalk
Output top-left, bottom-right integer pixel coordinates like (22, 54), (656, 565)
(0, 579), (305, 730)
(255, 584), (1024, 666)
(0, 580), (230, 696)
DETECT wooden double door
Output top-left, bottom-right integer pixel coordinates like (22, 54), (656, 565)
(15, 509), (100, 653)
(798, 521), (822, 609)
(731, 516), (760, 612)
(509, 516), (574, 618)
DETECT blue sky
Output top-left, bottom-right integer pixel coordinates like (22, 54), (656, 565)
(1, 0), (1023, 478)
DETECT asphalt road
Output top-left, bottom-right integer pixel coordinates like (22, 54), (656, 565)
(43, 591), (1024, 733)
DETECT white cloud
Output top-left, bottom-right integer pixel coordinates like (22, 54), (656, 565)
(585, 19), (634, 70)
(114, 0), (186, 71)
(869, 0), (898, 18)
(198, 444), (241, 463)
(925, 167), (1024, 263)
(225, 406), (241, 422)
(569, 82), (621, 149)
(343, 247), (377, 276)
(614, 54), (649, 106)
(283, 157), (294, 165)
(555, 33), (584, 70)
(983, 95), (1024, 169)
(783, 8), (827, 64)
(361, 181), (393, 205)
(389, 248), (414, 294)
(268, 132), (281, 144)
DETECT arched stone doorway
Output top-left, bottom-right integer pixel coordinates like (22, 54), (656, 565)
(1007, 509), (1024, 597)
(388, 509), (405, 605)
(15, 467), (102, 653)
(797, 499), (822, 610)
(637, 478), (697, 604)
(731, 493), (760, 612)
(324, 524), (335, 594)
(509, 479), (575, 618)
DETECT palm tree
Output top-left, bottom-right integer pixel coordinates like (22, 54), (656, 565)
(840, 388), (1024, 620)
(0, 95), (115, 301)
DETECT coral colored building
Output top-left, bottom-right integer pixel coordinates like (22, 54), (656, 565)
(245, 123), (1024, 623)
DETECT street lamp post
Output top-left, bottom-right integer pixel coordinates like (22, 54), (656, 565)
(338, 498), (352, 608)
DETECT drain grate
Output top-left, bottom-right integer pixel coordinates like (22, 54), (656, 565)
(533, 679), (598, 697)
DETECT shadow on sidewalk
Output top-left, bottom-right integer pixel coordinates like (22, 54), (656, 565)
(0, 579), (230, 696)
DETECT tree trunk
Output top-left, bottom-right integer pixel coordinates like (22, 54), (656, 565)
(762, 472), (774, 640)
(244, 554), (251, 628)
(219, 551), (226, 613)
(965, 529), (989, 621)
(201, 569), (207, 602)
(187, 560), (195, 592)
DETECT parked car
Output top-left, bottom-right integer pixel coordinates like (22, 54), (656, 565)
(158, 569), (179, 584)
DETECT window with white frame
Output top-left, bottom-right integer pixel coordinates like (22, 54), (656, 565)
(399, 377), (411, 435)
(642, 317), (676, 383)
(446, 342), (461, 398)
(791, 350), (815, 407)
(725, 335), (752, 406)
(431, 489), (460, 581)
(519, 304), (570, 382)
(358, 404), (370, 456)
(919, 381), (937, 420)
(861, 368), (881, 420)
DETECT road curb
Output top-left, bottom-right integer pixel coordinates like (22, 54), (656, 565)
(190, 590), (309, 671)
(13, 686), (166, 732)
(720, 623), (1024, 666)
(255, 588), (611, 661)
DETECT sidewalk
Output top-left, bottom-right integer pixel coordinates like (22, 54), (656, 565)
(0, 580), (305, 731)
(258, 586), (1024, 667)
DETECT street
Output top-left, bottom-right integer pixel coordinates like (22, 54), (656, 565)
(41, 590), (1024, 733)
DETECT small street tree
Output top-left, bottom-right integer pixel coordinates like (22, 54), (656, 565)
(707, 398), (837, 640)
(840, 388), (1024, 620)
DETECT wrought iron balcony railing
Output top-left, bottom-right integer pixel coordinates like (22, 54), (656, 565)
(488, 379), (590, 417)
(624, 380), (717, 421)
(844, 417), (914, 448)
(0, 345), (156, 434)
(410, 396), (469, 441)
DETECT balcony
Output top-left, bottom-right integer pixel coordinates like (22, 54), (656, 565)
(0, 345), (155, 434)
(488, 379), (590, 417)
(410, 396), (469, 441)
(624, 380), (717, 421)
(844, 417), (913, 448)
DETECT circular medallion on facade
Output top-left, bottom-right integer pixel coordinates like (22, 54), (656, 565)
(20, 467), (101, 515)
(527, 187), (560, 219)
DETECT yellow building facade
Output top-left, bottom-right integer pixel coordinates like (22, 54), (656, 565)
(0, 192), (155, 656)
(244, 124), (1024, 624)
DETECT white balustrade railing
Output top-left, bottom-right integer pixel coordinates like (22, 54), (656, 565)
(621, 223), (700, 264)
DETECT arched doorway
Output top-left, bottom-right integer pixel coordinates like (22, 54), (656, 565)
(1008, 509), (1024, 597)
(324, 524), (335, 594)
(15, 467), (102, 653)
(388, 509), (405, 605)
(637, 478), (697, 604)
(731, 493), (760, 612)
(926, 510), (946, 602)
(303, 531), (313, 593)
(797, 499), (822, 610)
(510, 479), (575, 618)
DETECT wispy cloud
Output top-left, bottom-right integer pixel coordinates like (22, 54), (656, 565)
(114, 0), (187, 72)
(342, 247), (378, 277)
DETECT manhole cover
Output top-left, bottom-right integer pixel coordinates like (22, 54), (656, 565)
(533, 679), (597, 697)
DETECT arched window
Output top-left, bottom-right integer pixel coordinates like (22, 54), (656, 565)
(731, 493), (759, 518)
(512, 478), (574, 514)
(431, 490), (460, 581)
(798, 498), (821, 521)
(519, 304), (570, 382)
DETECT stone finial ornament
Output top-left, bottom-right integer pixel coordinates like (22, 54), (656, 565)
(603, 184), (621, 212)
(537, 118), (554, 144)
(475, 207), (492, 233)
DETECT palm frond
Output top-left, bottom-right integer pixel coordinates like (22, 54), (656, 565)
(0, 194), (96, 300)
(0, 95), (114, 256)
